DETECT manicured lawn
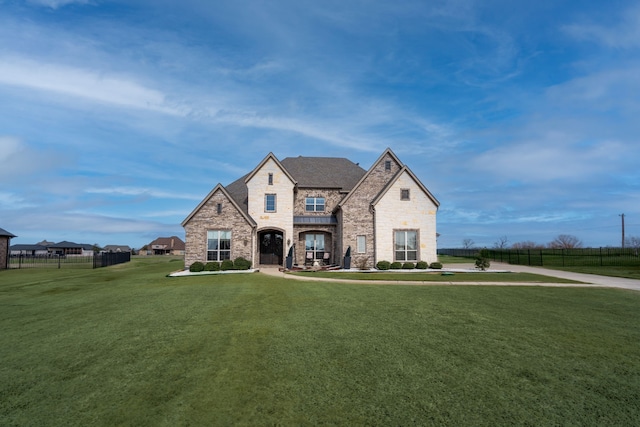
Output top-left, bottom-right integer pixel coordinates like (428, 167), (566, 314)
(1, 257), (640, 425)
(291, 271), (581, 283)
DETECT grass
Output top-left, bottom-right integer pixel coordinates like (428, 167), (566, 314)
(2, 257), (640, 425)
(290, 270), (582, 283)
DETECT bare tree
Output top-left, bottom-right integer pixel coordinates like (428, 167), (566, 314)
(625, 236), (640, 250)
(493, 235), (508, 249)
(511, 241), (543, 249)
(462, 238), (475, 249)
(548, 234), (583, 249)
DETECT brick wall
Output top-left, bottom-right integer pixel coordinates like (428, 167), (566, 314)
(183, 189), (254, 268)
(0, 237), (8, 270)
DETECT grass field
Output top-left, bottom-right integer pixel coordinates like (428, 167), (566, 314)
(2, 257), (640, 425)
(291, 271), (581, 283)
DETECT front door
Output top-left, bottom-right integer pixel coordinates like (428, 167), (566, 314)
(259, 231), (283, 265)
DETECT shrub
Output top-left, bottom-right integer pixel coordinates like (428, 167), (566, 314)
(376, 260), (391, 270)
(233, 257), (252, 270)
(390, 262), (403, 270)
(402, 262), (415, 269)
(204, 262), (220, 271)
(429, 262), (442, 269)
(416, 261), (429, 269)
(475, 256), (490, 271)
(221, 259), (234, 271)
(189, 261), (204, 272)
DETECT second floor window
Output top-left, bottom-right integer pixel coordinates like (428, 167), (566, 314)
(305, 197), (325, 212)
(268, 173), (273, 185)
(265, 194), (277, 212)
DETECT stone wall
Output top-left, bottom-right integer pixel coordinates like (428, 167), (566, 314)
(0, 237), (8, 270)
(183, 189), (254, 268)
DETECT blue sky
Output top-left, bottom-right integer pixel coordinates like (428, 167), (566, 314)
(1, 0), (639, 249)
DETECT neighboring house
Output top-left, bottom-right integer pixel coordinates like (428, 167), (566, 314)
(48, 241), (95, 256)
(9, 244), (49, 256)
(147, 236), (185, 255)
(102, 245), (132, 253)
(0, 227), (16, 270)
(182, 148), (439, 269)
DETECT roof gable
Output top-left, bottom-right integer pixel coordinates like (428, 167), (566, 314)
(244, 152), (296, 186)
(181, 183), (256, 227)
(371, 166), (440, 208)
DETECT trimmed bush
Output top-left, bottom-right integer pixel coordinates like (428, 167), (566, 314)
(233, 257), (251, 270)
(189, 261), (204, 272)
(204, 262), (220, 271)
(475, 256), (490, 271)
(429, 262), (443, 269)
(416, 261), (429, 269)
(221, 259), (234, 271)
(390, 262), (403, 270)
(402, 262), (415, 269)
(376, 260), (391, 270)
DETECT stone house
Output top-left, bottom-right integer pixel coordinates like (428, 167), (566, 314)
(182, 148), (439, 269)
(0, 227), (17, 270)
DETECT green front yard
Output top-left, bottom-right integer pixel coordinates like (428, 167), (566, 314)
(1, 257), (639, 425)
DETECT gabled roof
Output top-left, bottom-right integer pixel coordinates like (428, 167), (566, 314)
(337, 147), (404, 208)
(9, 244), (47, 251)
(0, 227), (16, 238)
(49, 241), (92, 249)
(103, 245), (132, 252)
(181, 183), (256, 227)
(280, 156), (366, 190)
(149, 236), (185, 250)
(371, 166), (440, 208)
(244, 152), (297, 186)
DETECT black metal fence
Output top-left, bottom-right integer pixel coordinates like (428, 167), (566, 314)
(438, 248), (640, 268)
(9, 252), (131, 269)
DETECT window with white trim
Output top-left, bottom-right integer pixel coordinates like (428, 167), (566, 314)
(265, 194), (276, 212)
(395, 230), (418, 261)
(207, 230), (231, 261)
(356, 235), (366, 253)
(305, 197), (325, 212)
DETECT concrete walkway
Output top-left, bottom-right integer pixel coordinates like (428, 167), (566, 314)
(258, 263), (640, 292)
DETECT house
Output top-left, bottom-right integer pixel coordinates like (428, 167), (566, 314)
(0, 227), (16, 270)
(48, 241), (95, 256)
(146, 236), (185, 255)
(182, 148), (439, 269)
(102, 245), (132, 253)
(9, 244), (49, 256)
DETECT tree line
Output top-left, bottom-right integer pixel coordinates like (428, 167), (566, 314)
(460, 235), (640, 250)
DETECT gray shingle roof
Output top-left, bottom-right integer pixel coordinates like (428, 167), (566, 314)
(0, 227), (16, 238)
(280, 156), (366, 190)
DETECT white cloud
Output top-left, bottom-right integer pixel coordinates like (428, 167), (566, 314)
(0, 57), (185, 115)
(26, 0), (92, 9)
(564, 5), (640, 49)
(85, 187), (203, 201)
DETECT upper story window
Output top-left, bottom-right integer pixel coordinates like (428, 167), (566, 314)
(401, 189), (410, 201)
(268, 173), (273, 185)
(216, 203), (222, 214)
(385, 160), (391, 171)
(265, 194), (277, 212)
(305, 197), (325, 212)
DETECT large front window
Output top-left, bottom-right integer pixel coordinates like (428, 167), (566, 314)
(305, 233), (325, 260)
(265, 194), (276, 212)
(305, 197), (325, 212)
(207, 230), (231, 261)
(395, 230), (417, 261)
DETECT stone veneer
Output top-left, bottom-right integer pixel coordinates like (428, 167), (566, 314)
(183, 189), (254, 268)
(340, 153), (402, 268)
(0, 236), (9, 270)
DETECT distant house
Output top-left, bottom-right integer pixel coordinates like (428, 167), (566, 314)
(147, 236), (185, 255)
(102, 245), (132, 253)
(48, 241), (94, 256)
(0, 227), (16, 270)
(9, 244), (49, 256)
(182, 148), (439, 269)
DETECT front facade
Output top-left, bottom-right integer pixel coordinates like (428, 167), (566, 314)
(182, 148), (439, 269)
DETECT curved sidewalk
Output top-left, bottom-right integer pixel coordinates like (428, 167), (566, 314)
(259, 263), (640, 292)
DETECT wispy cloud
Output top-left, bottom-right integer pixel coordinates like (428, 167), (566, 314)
(563, 4), (640, 49)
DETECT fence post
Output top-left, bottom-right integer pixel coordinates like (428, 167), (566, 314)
(527, 249), (531, 266)
(58, 254), (61, 269)
(540, 250), (543, 266)
(562, 249), (565, 267)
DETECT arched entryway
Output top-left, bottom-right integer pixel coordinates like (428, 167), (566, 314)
(258, 230), (284, 266)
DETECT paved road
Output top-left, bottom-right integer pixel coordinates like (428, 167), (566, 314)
(259, 263), (640, 292)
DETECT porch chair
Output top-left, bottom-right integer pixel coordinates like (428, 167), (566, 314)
(322, 252), (330, 266)
(305, 252), (314, 266)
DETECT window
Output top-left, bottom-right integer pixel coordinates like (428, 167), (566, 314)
(356, 235), (366, 253)
(216, 203), (222, 214)
(265, 194), (276, 212)
(207, 230), (231, 261)
(395, 230), (418, 261)
(385, 160), (391, 171)
(305, 197), (325, 212)
(401, 189), (410, 201)
(305, 233), (325, 260)
(268, 173), (273, 185)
